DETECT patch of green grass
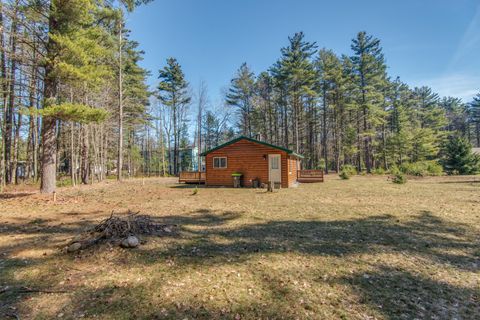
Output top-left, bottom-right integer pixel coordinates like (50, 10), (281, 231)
(56, 177), (73, 187)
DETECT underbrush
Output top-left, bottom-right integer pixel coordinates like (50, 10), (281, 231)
(399, 161), (443, 177)
(339, 165), (357, 179)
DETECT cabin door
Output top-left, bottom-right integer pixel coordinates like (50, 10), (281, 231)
(268, 154), (281, 183)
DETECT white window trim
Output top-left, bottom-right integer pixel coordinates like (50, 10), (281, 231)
(213, 157), (227, 169)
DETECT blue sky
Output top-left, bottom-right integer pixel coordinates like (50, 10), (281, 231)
(126, 0), (480, 104)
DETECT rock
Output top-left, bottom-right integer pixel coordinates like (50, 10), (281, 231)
(120, 239), (129, 248)
(70, 234), (83, 243)
(121, 236), (139, 248)
(127, 236), (139, 247)
(67, 242), (82, 252)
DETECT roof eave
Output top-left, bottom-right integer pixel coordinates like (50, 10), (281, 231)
(200, 135), (304, 158)
(290, 152), (304, 159)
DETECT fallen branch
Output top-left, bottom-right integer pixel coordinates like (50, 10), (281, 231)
(65, 210), (176, 252)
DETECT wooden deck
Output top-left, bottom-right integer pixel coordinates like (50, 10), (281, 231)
(179, 171), (206, 184)
(297, 169), (324, 183)
(179, 170), (323, 184)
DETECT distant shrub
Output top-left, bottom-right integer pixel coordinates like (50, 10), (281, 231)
(341, 165), (357, 176)
(392, 172), (407, 184)
(339, 165), (356, 180)
(400, 161), (443, 177)
(56, 178), (73, 187)
(317, 158), (326, 171)
(339, 170), (350, 180)
(372, 167), (386, 175)
(192, 186), (198, 195)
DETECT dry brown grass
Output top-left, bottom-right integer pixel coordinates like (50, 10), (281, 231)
(0, 175), (479, 319)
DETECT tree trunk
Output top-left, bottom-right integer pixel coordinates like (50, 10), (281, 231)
(70, 123), (76, 186)
(26, 47), (38, 182)
(81, 125), (89, 184)
(117, 22), (123, 181)
(0, 1), (7, 188)
(322, 88), (328, 173)
(173, 104), (178, 175)
(160, 115), (166, 176)
(40, 1), (60, 194)
(356, 110), (362, 172)
(4, 5), (19, 184)
(12, 112), (21, 184)
(40, 116), (57, 193)
(476, 122), (480, 147)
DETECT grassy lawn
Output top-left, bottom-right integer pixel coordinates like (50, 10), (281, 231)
(0, 175), (479, 319)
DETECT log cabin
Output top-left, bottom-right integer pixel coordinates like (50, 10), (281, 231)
(200, 136), (304, 188)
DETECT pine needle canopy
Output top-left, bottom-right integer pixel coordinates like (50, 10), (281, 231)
(34, 103), (108, 124)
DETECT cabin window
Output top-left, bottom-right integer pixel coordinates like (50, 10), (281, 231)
(271, 156), (279, 169)
(213, 157), (227, 169)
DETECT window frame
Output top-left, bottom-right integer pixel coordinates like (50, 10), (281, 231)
(271, 155), (279, 169)
(213, 156), (228, 169)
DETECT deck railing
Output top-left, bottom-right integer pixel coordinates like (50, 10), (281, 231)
(179, 171), (206, 183)
(297, 169), (324, 183)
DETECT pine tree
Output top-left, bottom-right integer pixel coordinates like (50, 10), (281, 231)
(468, 93), (480, 147)
(409, 86), (446, 161)
(441, 136), (480, 174)
(255, 72), (274, 142)
(226, 63), (255, 136)
(272, 32), (317, 153)
(350, 31), (388, 173)
(386, 78), (413, 164)
(157, 57), (191, 175)
(40, 0), (115, 193)
(440, 97), (468, 136)
(316, 49), (344, 172)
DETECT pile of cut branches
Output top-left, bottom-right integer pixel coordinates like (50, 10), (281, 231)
(65, 211), (175, 252)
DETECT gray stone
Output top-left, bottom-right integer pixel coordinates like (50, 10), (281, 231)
(121, 236), (139, 248)
(67, 242), (82, 252)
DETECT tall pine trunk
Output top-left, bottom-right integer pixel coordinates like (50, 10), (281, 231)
(12, 112), (21, 183)
(322, 88), (328, 173)
(0, 2), (7, 188)
(40, 1), (61, 194)
(117, 23), (123, 181)
(81, 124), (89, 184)
(5, 3), (19, 184)
(70, 123), (75, 186)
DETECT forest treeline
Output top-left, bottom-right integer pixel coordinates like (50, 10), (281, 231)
(225, 32), (480, 174)
(1, 1), (479, 193)
(0, 0), (150, 193)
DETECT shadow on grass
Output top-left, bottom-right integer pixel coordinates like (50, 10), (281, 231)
(62, 282), (320, 319)
(438, 180), (480, 184)
(1, 209), (478, 319)
(0, 192), (35, 199)
(170, 184), (206, 189)
(336, 265), (479, 319)
(139, 210), (479, 272)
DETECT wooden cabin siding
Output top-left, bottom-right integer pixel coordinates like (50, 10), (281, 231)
(205, 139), (296, 188)
(287, 156), (299, 187)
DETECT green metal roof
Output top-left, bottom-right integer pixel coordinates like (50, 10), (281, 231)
(200, 136), (304, 159)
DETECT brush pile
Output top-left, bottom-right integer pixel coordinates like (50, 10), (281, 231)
(65, 211), (174, 252)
